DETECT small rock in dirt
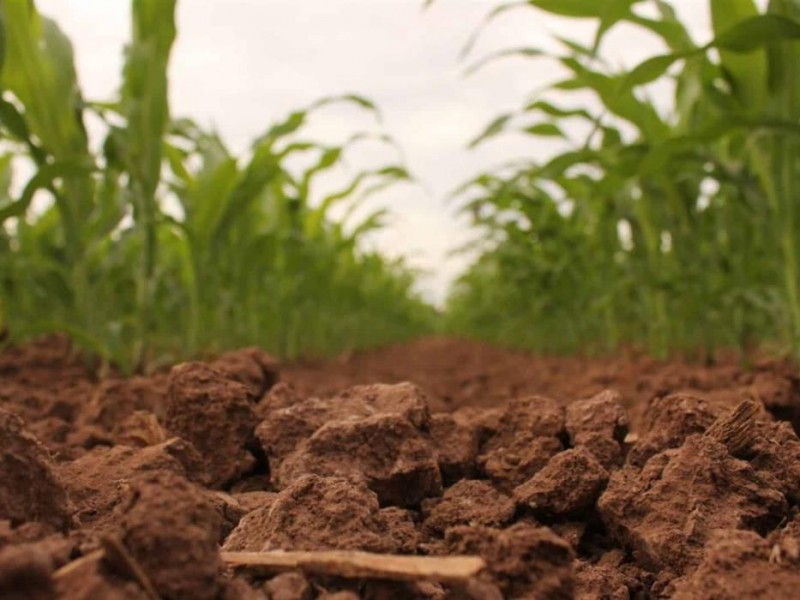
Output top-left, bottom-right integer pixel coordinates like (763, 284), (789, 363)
(262, 571), (312, 600)
(275, 413), (442, 507)
(119, 471), (222, 600)
(0, 409), (71, 531)
(671, 529), (800, 599)
(566, 389), (628, 443)
(223, 475), (417, 553)
(478, 434), (563, 492)
(445, 522), (574, 599)
(166, 362), (257, 487)
(212, 347), (280, 400)
(0, 544), (56, 600)
(422, 480), (514, 534)
(428, 414), (479, 485)
(599, 435), (787, 576)
(514, 448), (609, 517)
(626, 393), (718, 467)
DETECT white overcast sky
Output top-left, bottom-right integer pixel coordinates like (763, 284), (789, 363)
(36, 0), (716, 304)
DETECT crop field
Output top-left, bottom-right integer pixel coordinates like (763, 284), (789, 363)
(2, 1), (800, 599)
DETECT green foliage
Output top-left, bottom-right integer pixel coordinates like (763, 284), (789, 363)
(445, 0), (800, 358)
(0, 0), (434, 370)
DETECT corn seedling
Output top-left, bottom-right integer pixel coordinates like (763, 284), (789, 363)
(443, 0), (800, 359)
(0, 0), (435, 370)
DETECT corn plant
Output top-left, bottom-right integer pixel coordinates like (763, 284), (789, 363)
(0, 0), (435, 370)
(443, 0), (800, 358)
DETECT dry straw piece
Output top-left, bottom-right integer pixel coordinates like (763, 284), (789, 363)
(221, 550), (486, 583)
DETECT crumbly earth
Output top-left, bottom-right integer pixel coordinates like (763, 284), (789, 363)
(1, 335), (800, 598)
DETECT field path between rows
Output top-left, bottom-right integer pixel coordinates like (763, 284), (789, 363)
(283, 336), (798, 431)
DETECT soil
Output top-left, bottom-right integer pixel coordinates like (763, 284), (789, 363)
(1, 335), (800, 598)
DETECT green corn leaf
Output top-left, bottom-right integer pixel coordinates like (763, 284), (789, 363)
(711, 0), (768, 110)
(594, 0), (644, 51)
(0, 5), (88, 160)
(469, 114), (514, 147)
(463, 46), (546, 77)
(0, 160), (93, 224)
(622, 52), (692, 89)
(122, 0), (177, 199)
(523, 100), (594, 121)
(712, 14), (800, 53)
(527, 0), (609, 18)
(311, 93), (382, 123)
(524, 122), (565, 137)
(460, 1), (527, 59)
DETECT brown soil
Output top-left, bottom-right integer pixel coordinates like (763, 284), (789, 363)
(1, 335), (800, 598)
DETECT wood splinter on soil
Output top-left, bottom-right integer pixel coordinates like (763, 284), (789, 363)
(704, 398), (760, 455)
(221, 550), (486, 583)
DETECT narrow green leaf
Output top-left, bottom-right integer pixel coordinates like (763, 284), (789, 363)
(463, 47), (546, 77)
(469, 114), (514, 147)
(711, 14), (800, 53)
(622, 53), (690, 89)
(524, 122), (565, 137)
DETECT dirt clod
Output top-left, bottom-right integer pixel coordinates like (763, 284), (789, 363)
(445, 522), (574, 599)
(422, 480), (515, 534)
(118, 471), (222, 600)
(165, 363), (257, 487)
(0, 544), (57, 600)
(672, 529), (800, 599)
(0, 409), (71, 531)
(599, 435), (787, 576)
(5, 336), (800, 598)
(514, 447), (609, 517)
(275, 414), (442, 506)
(428, 414), (479, 485)
(223, 475), (418, 553)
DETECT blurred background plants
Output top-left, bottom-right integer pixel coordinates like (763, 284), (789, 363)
(444, 0), (800, 359)
(0, 0), (435, 371)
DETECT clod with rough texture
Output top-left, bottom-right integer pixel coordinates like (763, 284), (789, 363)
(223, 475), (418, 554)
(514, 448), (609, 517)
(0, 409), (72, 531)
(275, 414), (442, 506)
(165, 363), (257, 487)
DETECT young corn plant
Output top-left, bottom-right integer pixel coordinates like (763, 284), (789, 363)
(0, 0), (435, 370)
(443, 0), (800, 358)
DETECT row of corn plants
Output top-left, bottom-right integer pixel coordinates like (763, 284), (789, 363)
(442, 0), (800, 359)
(0, 0), (435, 371)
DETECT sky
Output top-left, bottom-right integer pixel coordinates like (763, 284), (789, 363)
(36, 0), (715, 305)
